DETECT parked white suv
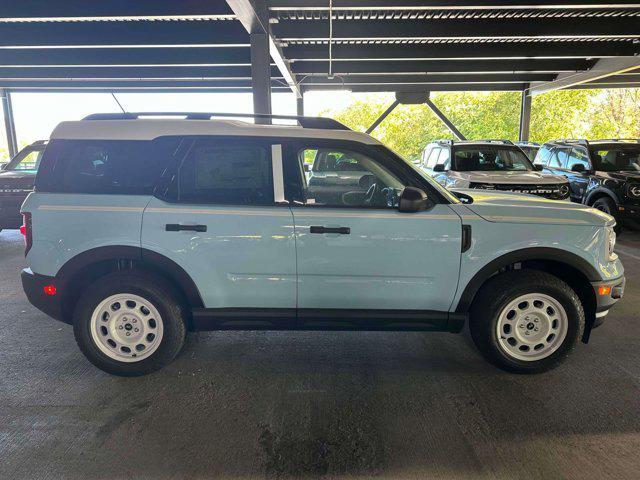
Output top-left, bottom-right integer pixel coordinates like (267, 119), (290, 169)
(419, 140), (570, 200)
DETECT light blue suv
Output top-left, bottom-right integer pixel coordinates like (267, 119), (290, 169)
(20, 113), (625, 376)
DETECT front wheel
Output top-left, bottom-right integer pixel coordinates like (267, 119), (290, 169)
(469, 270), (584, 374)
(73, 272), (187, 376)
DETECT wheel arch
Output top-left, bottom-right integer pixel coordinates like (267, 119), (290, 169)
(453, 247), (598, 339)
(55, 246), (204, 323)
(584, 187), (619, 207)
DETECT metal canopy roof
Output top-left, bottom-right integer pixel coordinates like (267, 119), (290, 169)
(0, 1), (638, 93)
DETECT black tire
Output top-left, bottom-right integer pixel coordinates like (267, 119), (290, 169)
(73, 271), (187, 376)
(592, 197), (621, 234)
(469, 270), (584, 374)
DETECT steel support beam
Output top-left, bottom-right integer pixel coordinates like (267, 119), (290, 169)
(227, 0), (300, 98)
(365, 100), (399, 134)
(425, 96), (466, 140)
(1, 89), (18, 158)
(519, 89), (532, 142)
(529, 56), (640, 94)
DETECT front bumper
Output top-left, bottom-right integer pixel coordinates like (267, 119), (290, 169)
(21, 268), (65, 322)
(590, 276), (625, 327)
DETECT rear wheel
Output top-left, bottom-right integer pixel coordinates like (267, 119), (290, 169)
(73, 272), (187, 376)
(469, 270), (584, 374)
(592, 197), (621, 233)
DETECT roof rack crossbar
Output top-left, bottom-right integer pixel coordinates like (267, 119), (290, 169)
(82, 112), (351, 131)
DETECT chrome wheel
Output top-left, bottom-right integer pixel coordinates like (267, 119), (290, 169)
(496, 293), (568, 361)
(90, 293), (164, 363)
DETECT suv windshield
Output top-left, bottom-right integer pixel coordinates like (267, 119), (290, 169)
(4, 146), (45, 172)
(453, 146), (533, 172)
(589, 145), (640, 172)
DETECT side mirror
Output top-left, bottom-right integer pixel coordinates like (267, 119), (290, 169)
(433, 164), (445, 173)
(533, 164), (544, 171)
(399, 187), (429, 213)
(571, 164), (586, 173)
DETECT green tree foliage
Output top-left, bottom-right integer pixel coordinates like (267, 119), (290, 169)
(322, 89), (640, 161)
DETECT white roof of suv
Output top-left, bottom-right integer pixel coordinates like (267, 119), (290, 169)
(51, 118), (382, 145)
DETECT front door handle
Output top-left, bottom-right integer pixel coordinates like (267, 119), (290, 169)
(310, 225), (350, 235)
(166, 223), (207, 232)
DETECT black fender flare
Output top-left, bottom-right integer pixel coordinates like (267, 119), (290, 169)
(55, 245), (204, 310)
(584, 187), (620, 206)
(454, 247), (600, 315)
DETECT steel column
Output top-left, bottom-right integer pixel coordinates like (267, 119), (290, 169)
(296, 93), (304, 116)
(1, 89), (18, 158)
(425, 97), (466, 140)
(250, 32), (272, 119)
(519, 89), (532, 142)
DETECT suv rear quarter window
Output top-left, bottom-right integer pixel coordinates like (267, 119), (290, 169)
(36, 137), (180, 195)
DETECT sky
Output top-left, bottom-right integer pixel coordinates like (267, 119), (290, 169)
(0, 90), (367, 160)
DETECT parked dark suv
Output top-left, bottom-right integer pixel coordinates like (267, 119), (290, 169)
(0, 140), (47, 231)
(534, 139), (640, 229)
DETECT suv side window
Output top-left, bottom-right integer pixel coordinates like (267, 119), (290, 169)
(176, 139), (274, 205)
(548, 147), (570, 169)
(437, 147), (451, 168)
(35, 138), (179, 195)
(425, 147), (441, 169)
(567, 147), (591, 171)
(295, 145), (407, 209)
(534, 144), (553, 166)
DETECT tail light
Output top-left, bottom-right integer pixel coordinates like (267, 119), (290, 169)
(20, 212), (32, 256)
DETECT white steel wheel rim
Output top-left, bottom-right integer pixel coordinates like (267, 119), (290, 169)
(496, 293), (568, 362)
(90, 293), (164, 363)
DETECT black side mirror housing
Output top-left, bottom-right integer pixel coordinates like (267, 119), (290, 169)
(433, 164), (445, 172)
(571, 164), (586, 173)
(399, 187), (430, 213)
(533, 164), (544, 171)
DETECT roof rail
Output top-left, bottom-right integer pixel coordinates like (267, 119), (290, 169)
(594, 138), (640, 143)
(557, 139), (589, 146)
(474, 139), (515, 145)
(434, 139), (454, 145)
(82, 112), (351, 131)
(515, 141), (540, 146)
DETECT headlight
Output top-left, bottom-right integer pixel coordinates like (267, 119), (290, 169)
(605, 226), (617, 261)
(626, 184), (640, 198)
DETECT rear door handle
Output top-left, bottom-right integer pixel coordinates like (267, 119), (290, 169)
(310, 225), (350, 235)
(165, 223), (207, 232)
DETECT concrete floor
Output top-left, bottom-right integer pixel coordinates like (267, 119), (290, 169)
(1, 229), (639, 480)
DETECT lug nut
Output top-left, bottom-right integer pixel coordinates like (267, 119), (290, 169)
(119, 325), (123, 329)
(534, 327), (539, 331)
(134, 328), (139, 332)
(132, 319), (137, 323)
(126, 332), (130, 336)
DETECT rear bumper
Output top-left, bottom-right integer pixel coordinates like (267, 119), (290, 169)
(21, 268), (65, 323)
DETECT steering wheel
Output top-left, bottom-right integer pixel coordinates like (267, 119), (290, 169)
(364, 182), (378, 205)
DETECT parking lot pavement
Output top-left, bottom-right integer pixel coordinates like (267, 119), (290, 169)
(1, 229), (639, 480)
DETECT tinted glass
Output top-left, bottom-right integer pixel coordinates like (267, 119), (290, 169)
(301, 147), (405, 208)
(452, 146), (533, 171)
(519, 146), (539, 161)
(35, 138), (179, 194)
(425, 147), (441, 168)
(567, 147), (590, 171)
(178, 141), (274, 205)
(312, 150), (367, 172)
(590, 145), (640, 172)
(5, 147), (44, 172)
